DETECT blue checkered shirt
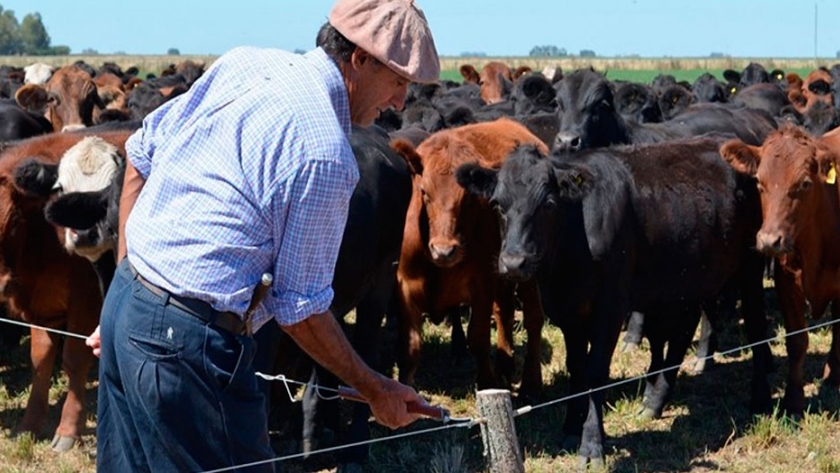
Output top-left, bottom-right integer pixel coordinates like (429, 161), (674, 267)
(124, 46), (358, 331)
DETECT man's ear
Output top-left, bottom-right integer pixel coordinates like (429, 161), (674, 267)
(350, 47), (373, 71)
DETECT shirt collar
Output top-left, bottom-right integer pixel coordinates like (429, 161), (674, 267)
(305, 47), (351, 137)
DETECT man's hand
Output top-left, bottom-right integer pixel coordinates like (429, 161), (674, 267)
(86, 325), (101, 357)
(366, 374), (425, 429)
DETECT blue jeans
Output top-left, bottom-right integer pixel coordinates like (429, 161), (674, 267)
(97, 260), (274, 472)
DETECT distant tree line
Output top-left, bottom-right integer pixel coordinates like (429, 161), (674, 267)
(0, 5), (69, 55)
(529, 45), (597, 58)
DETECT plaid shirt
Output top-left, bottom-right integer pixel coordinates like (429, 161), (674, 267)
(125, 46), (358, 331)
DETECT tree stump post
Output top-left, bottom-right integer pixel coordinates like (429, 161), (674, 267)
(476, 389), (524, 473)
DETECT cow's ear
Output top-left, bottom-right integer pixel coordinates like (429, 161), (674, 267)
(390, 139), (424, 175)
(720, 140), (761, 176)
(816, 147), (839, 185)
(808, 79), (831, 96)
(459, 64), (479, 84)
(13, 159), (59, 197)
(455, 163), (498, 200)
(14, 84), (49, 114)
(722, 69), (741, 84)
(553, 163), (593, 201)
(45, 191), (108, 229)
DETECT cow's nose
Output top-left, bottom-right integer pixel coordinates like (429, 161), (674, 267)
(429, 243), (456, 261)
(499, 253), (529, 281)
(756, 231), (788, 255)
(554, 132), (582, 153)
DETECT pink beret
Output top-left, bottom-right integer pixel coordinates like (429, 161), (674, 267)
(329, 0), (440, 84)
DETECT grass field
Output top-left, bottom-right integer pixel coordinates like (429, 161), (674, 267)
(1, 288), (839, 472)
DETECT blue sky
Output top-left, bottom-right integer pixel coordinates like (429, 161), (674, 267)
(6, 0), (840, 58)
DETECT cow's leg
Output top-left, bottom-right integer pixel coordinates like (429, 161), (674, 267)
(775, 265), (807, 415)
(339, 269), (393, 467)
(641, 317), (666, 412)
(468, 293), (497, 389)
(52, 292), (101, 451)
(822, 300), (840, 389)
(621, 311), (645, 353)
(517, 280), (544, 400)
(52, 334), (95, 450)
(18, 327), (58, 437)
(577, 283), (626, 469)
(493, 281), (516, 388)
(640, 304), (701, 420)
(560, 321), (588, 452)
(396, 282), (424, 387)
(738, 253), (774, 415)
(692, 312), (715, 373)
(448, 307), (468, 361)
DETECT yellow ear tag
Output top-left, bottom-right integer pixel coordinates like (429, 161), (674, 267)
(826, 162), (837, 185)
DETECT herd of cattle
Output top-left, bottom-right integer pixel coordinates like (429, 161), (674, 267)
(0, 57), (839, 469)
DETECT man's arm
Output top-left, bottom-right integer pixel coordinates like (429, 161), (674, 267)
(86, 159), (147, 357)
(117, 159), (146, 264)
(282, 311), (424, 429)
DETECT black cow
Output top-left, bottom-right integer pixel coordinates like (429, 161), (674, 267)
(612, 81), (663, 123)
(693, 73), (727, 103)
(552, 69), (775, 153)
(256, 125), (413, 469)
(0, 100), (52, 141)
(456, 137), (773, 467)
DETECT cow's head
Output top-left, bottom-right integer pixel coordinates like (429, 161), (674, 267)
(613, 82), (662, 124)
(47, 137), (123, 261)
(479, 62), (513, 105)
(553, 69), (625, 153)
(720, 125), (838, 255)
(15, 65), (104, 132)
(457, 144), (592, 280)
(658, 85), (693, 120)
(392, 138), (486, 268)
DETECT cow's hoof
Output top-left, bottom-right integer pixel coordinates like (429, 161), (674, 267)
(577, 454), (605, 471)
(50, 434), (77, 452)
(636, 406), (662, 420)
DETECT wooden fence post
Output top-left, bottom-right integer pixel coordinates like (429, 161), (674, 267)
(476, 389), (524, 473)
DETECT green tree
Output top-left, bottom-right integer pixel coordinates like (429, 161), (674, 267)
(167, 47), (180, 55)
(19, 12), (49, 54)
(0, 7), (21, 55)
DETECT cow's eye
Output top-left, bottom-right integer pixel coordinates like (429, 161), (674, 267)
(793, 178), (812, 195)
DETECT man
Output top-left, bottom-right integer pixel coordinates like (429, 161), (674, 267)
(87, 0), (440, 470)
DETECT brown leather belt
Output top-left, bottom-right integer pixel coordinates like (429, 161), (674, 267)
(127, 262), (247, 336)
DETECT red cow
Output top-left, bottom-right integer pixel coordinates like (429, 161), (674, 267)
(392, 118), (547, 396)
(14, 65), (105, 132)
(721, 124), (840, 414)
(787, 69), (833, 114)
(458, 62), (513, 105)
(0, 129), (131, 450)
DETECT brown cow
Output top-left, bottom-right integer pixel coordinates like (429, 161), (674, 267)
(392, 118), (547, 396)
(458, 62), (513, 105)
(14, 65), (105, 132)
(721, 124), (840, 414)
(0, 129), (131, 450)
(787, 69), (833, 114)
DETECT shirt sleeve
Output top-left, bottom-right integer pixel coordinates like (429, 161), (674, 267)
(125, 120), (154, 179)
(267, 157), (358, 325)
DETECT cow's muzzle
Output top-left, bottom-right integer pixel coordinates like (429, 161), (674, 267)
(756, 230), (793, 256)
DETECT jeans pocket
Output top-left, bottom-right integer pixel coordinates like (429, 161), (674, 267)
(128, 332), (181, 361)
(203, 328), (255, 393)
